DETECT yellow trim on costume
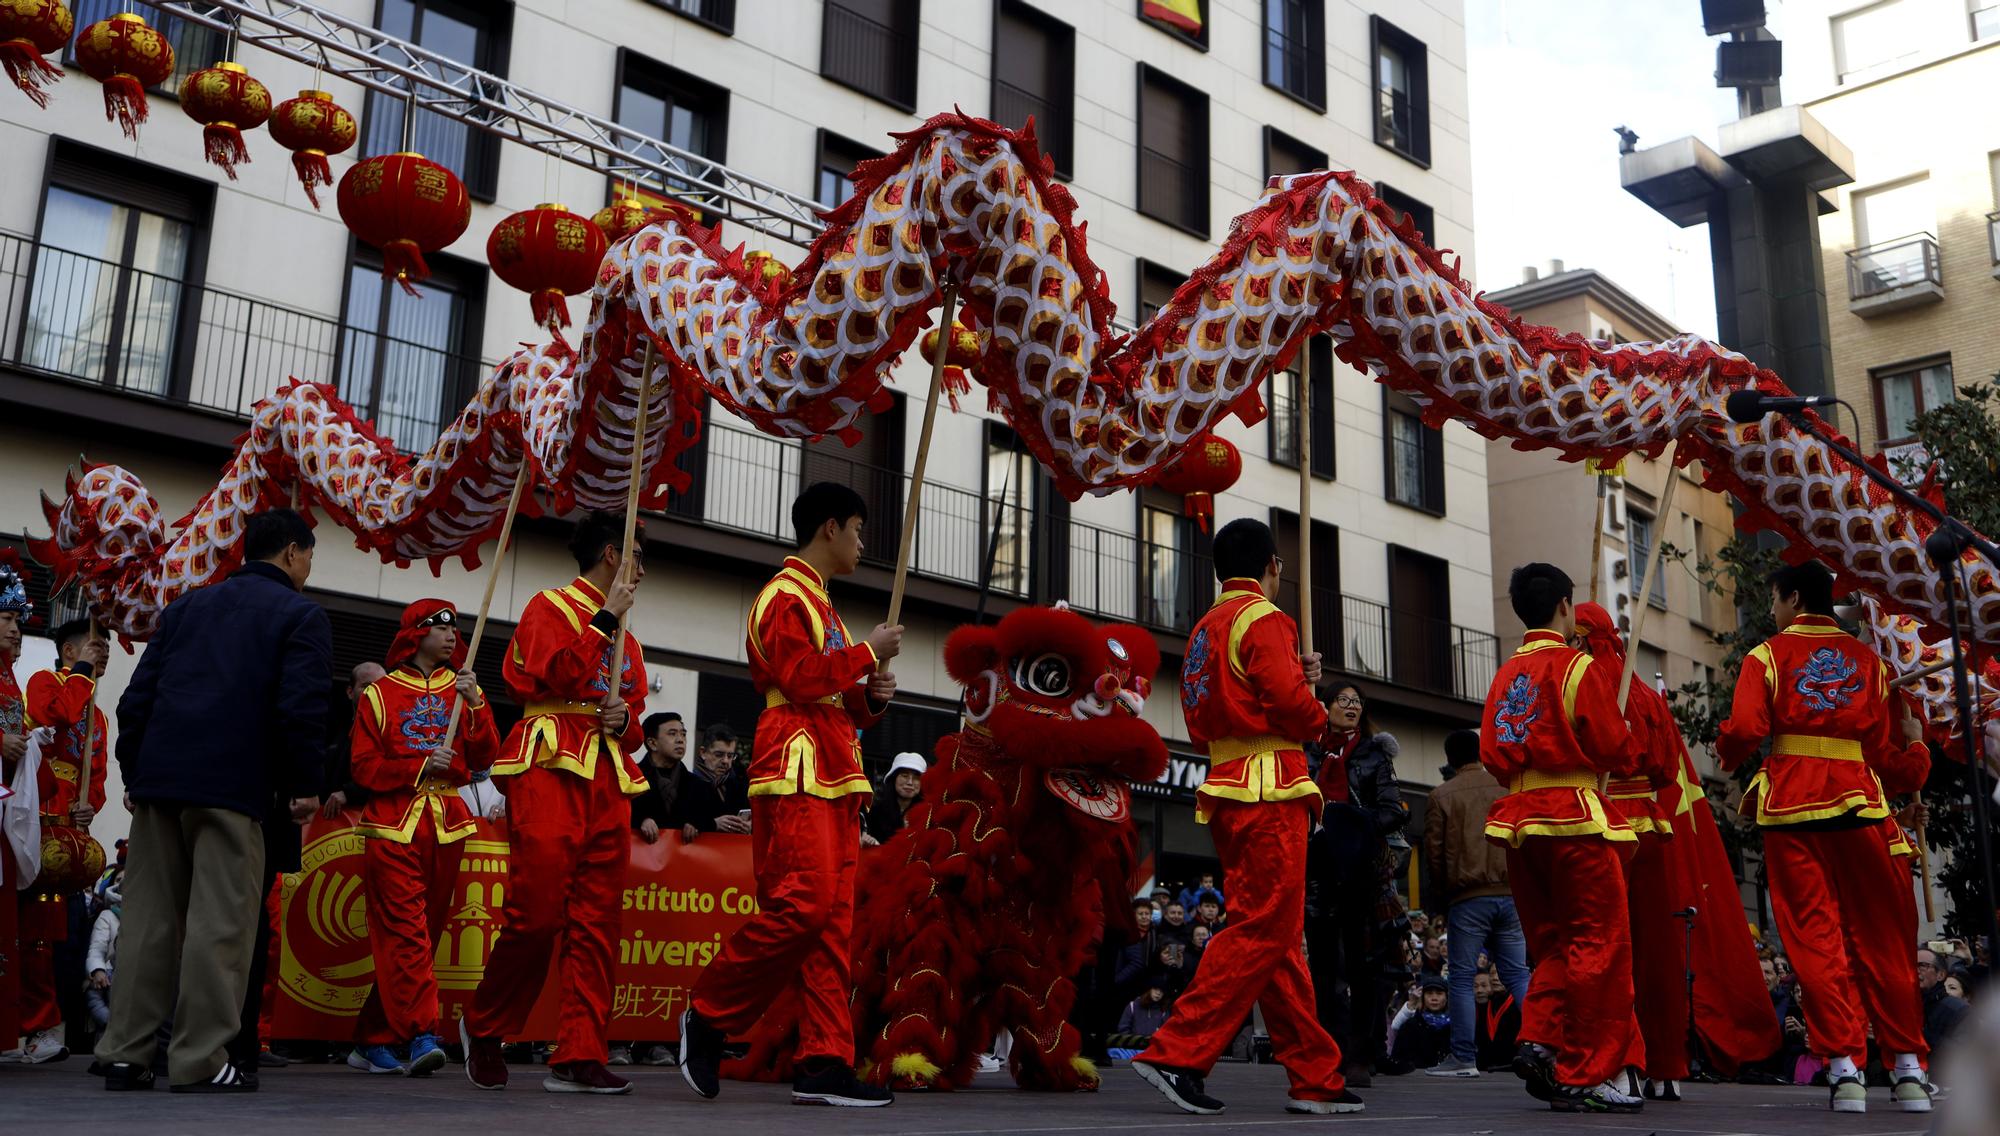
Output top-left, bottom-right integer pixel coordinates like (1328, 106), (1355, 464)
(1747, 643), (1775, 692)
(1781, 617), (1848, 638)
(766, 689), (843, 710)
(1604, 777), (1654, 799)
(1207, 734), (1294, 763)
(1509, 770), (1599, 792)
(1738, 770), (1890, 826)
(1514, 637), (1569, 657)
(1770, 734), (1863, 761)
(490, 701), (647, 797)
(747, 579), (828, 663)
(1224, 598), (1282, 680)
(357, 785), (480, 845)
(746, 727), (873, 800)
(1484, 788), (1637, 846)
(361, 683), (387, 731)
(1560, 654), (1592, 726)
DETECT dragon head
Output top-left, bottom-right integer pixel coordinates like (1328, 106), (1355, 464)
(944, 605), (1169, 786)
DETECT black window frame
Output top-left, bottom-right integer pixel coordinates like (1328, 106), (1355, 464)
(1869, 354), (1956, 446)
(613, 48), (732, 220)
(981, 420), (1042, 600)
(333, 241), (488, 452)
(644, 0), (735, 35)
(1137, 486), (1211, 632)
(1136, 258), (1184, 324)
(361, 0), (513, 203)
(991, 0), (1076, 178)
(1626, 502), (1667, 610)
(1137, 0), (1210, 51)
(1269, 336), (1335, 479)
(1269, 507), (1340, 663)
(24, 138), (216, 404)
(1136, 64), (1211, 238)
(814, 129), (881, 209)
(1371, 15), (1431, 167)
(1375, 183), (1436, 245)
(65, 0), (225, 102)
(1262, 0), (1326, 112)
(821, 0), (920, 112)
(1383, 387), (1445, 516)
(1263, 125), (1328, 182)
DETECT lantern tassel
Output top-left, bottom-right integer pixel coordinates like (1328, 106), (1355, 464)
(941, 365), (970, 413)
(291, 149), (333, 209)
(531, 289), (571, 330)
(99, 74), (150, 140)
(202, 124), (252, 180)
(1182, 491), (1214, 533)
(381, 240), (431, 296)
(0, 43), (63, 109)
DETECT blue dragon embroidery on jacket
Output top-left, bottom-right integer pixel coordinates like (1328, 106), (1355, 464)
(1494, 674), (1541, 744)
(1794, 647), (1862, 712)
(399, 693), (450, 752)
(826, 619), (847, 654)
(1181, 627), (1214, 710)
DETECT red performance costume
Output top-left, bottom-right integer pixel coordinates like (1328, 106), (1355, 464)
(1, 658), (26, 1048)
(464, 577), (645, 1065)
(351, 601), (497, 1050)
(1717, 613), (1928, 1072)
(690, 557), (881, 1066)
(19, 657), (110, 1039)
(1480, 626), (1639, 1093)
(1135, 578), (1346, 1104)
(1575, 603), (1688, 1084)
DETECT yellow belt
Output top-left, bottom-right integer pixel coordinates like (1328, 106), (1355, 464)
(765, 690), (844, 710)
(1605, 777), (1653, 799)
(1207, 734), (1295, 763)
(1771, 734), (1864, 762)
(1509, 771), (1599, 793)
(524, 700), (601, 717)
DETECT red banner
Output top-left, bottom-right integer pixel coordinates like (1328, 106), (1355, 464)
(269, 816), (757, 1042)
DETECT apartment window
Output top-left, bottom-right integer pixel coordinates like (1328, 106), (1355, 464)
(815, 130), (878, 208)
(1263, 0), (1325, 110)
(1873, 358), (1955, 443)
(801, 393), (906, 562)
(1376, 184), (1436, 244)
(1834, 1), (1919, 83)
(1387, 545), (1450, 692)
(648, 0), (734, 34)
(1692, 517), (1712, 627)
(1269, 338), (1334, 477)
(25, 147), (207, 399)
(1139, 488), (1204, 630)
(1271, 510), (1340, 660)
(68, 0), (223, 98)
(986, 425), (1035, 597)
(1854, 175), (1933, 251)
(363, 0), (510, 201)
(993, 1), (1075, 177)
(1372, 16), (1430, 166)
(338, 250), (485, 449)
(1139, 0), (1208, 50)
(1137, 65), (1210, 236)
(1977, 1), (2000, 41)
(1384, 389), (1444, 514)
(616, 52), (730, 218)
(821, 0), (919, 111)
(1136, 259), (1184, 323)
(1264, 126), (1327, 182)
(1627, 507), (1666, 608)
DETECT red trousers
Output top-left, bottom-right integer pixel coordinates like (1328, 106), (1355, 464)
(357, 826), (462, 1043)
(1, 840), (19, 1044)
(692, 793), (859, 1063)
(14, 891), (60, 1034)
(1508, 836), (1638, 1088)
(467, 764), (630, 1064)
(1765, 826), (1926, 1062)
(1137, 799), (1344, 1098)
(1626, 835), (1692, 1079)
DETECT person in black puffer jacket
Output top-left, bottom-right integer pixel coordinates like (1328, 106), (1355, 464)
(1304, 678), (1410, 1085)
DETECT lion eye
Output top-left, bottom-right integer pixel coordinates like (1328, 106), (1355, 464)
(1012, 652), (1073, 698)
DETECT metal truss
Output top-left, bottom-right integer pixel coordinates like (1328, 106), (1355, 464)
(143, 0), (830, 246)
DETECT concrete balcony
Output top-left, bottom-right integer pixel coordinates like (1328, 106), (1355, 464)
(1846, 234), (1944, 317)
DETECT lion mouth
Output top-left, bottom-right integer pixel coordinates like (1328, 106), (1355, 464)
(1070, 689), (1146, 720)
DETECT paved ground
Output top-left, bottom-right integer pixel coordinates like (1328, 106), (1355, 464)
(2, 1058), (1941, 1136)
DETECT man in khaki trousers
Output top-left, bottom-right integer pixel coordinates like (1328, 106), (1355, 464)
(96, 509), (331, 1093)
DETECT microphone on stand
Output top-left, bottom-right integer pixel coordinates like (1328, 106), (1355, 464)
(1724, 390), (1839, 424)
(1672, 906), (1697, 921)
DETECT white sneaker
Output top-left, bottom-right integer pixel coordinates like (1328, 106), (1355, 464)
(22, 1028), (69, 1064)
(975, 1053), (1003, 1073)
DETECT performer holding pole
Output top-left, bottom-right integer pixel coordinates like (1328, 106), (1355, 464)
(1717, 561), (1933, 1115)
(1297, 375), (1313, 653)
(1481, 563), (1643, 1113)
(679, 482), (901, 1107)
(1130, 518), (1361, 1117)
(349, 600), (496, 1077)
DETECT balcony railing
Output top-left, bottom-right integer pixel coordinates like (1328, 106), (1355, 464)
(993, 79), (1069, 174)
(0, 230), (486, 440)
(1847, 234), (1942, 299)
(1264, 18), (1325, 108)
(822, 1), (917, 110)
(1065, 519), (1214, 634)
(1138, 147), (1205, 234)
(1339, 594), (1499, 703)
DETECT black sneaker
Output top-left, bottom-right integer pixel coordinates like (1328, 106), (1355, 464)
(792, 1060), (893, 1107)
(678, 1008), (723, 1100)
(102, 1061), (155, 1092)
(1286, 1089), (1366, 1114)
(1132, 1060), (1226, 1115)
(1511, 1044), (1556, 1103)
(170, 1061), (257, 1094)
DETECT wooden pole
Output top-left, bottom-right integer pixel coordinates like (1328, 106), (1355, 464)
(885, 283), (957, 637)
(1618, 451), (1682, 713)
(77, 615), (99, 822)
(1589, 475), (1609, 606)
(1889, 655), (1959, 688)
(1297, 368), (1314, 656)
(1918, 793), (1937, 923)
(434, 459), (532, 762)
(606, 338), (657, 697)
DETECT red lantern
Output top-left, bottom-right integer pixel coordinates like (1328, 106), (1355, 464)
(1154, 434), (1243, 531)
(179, 62), (272, 180)
(338, 152), (471, 294)
(33, 824), (106, 897)
(487, 203), (609, 330)
(74, 12), (175, 140)
(0, 0), (72, 109)
(919, 321), (984, 411)
(591, 196), (701, 244)
(269, 89), (358, 209)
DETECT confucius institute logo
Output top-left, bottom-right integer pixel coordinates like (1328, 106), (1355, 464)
(277, 826), (375, 1015)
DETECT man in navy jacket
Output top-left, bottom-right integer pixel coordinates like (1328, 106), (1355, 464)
(96, 508), (331, 1093)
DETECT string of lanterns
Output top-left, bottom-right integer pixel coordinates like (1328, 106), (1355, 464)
(0, 2), (704, 331)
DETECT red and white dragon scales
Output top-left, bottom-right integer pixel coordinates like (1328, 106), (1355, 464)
(33, 113), (2000, 709)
